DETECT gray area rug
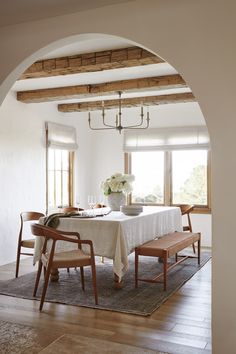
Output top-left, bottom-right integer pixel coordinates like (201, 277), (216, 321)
(0, 251), (211, 316)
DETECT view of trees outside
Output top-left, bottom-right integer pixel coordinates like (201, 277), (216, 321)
(131, 150), (208, 206)
(172, 165), (207, 204)
(172, 150), (207, 205)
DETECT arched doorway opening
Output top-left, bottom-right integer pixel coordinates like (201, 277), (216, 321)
(0, 32), (211, 351)
(0, 32), (211, 258)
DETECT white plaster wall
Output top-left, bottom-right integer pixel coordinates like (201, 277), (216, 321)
(191, 214), (211, 248)
(0, 92), (82, 265)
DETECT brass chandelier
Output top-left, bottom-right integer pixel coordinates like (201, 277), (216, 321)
(88, 91), (150, 134)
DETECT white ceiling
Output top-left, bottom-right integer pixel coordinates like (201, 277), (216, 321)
(1, 2), (195, 114)
(12, 35), (190, 106)
(14, 64), (178, 91)
(0, 0), (131, 27)
(15, 36), (171, 92)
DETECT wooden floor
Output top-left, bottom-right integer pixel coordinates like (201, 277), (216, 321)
(0, 256), (211, 354)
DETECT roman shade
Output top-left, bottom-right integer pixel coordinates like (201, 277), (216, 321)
(46, 122), (78, 150)
(123, 126), (210, 152)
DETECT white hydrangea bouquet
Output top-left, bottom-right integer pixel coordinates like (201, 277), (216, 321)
(101, 172), (135, 196)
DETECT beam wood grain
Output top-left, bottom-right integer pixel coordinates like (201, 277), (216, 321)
(58, 92), (195, 112)
(19, 47), (164, 80)
(17, 74), (186, 103)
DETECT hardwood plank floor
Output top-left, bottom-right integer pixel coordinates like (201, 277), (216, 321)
(0, 255), (211, 353)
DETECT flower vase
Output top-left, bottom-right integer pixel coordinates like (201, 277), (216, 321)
(107, 192), (126, 211)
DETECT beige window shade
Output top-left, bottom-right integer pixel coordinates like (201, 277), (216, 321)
(46, 122), (78, 150)
(123, 126), (210, 152)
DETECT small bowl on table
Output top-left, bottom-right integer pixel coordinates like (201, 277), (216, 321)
(120, 205), (143, 216)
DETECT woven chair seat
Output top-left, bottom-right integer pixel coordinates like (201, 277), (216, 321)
(21, 239), (35, 248)
(42, 249), (91, 269)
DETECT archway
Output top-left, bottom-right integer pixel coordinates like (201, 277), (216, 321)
(1, 31), (211, 241)
(1, 2), (236, 352)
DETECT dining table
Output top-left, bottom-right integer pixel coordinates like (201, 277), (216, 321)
(34, 206), (183, 287)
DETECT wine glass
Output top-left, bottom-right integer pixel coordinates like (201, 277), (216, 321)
(99, 194), (105, 207)
(88, 195), (96, 215)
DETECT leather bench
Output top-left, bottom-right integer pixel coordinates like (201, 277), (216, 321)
(135, 231), (201, 290)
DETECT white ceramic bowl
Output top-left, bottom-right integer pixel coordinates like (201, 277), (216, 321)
(120, 205), (143, 216)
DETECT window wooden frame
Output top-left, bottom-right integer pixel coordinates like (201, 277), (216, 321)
(124, 150), (211, 214)
(46, 149), (74, 212)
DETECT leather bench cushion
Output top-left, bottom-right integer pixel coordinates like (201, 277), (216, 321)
(136, 232), (200, 258)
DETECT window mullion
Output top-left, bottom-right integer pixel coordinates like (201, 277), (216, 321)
(61, 151), (63, 207)
(164, 151), (172, 206)
(69, 152), (73, 206)
(125, 153), (131, 204)
(53, 150), (56, 208)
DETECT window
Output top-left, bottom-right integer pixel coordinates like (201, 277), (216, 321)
(45, 122), (78, 212)
(47, 149), (74, 210)
(124, 126), (211, 212)
(128, 149), (210, 211)
(131, 151), (165, 204)
(171, 150), (208, 205)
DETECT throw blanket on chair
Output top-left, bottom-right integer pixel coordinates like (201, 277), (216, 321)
(43, 212), (77, 228)
(43, 207), (112, 228)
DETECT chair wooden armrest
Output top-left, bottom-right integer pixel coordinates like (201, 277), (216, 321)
(53, 234), (94, 253)
(30, 223), (98, 310)
(31, 224), (94, 253)
(55, 229), (80, 238)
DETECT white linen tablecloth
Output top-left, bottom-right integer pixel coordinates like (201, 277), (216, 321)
(34, 206), (182, 280)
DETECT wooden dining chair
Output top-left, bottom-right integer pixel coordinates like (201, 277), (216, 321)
(59, 206), (85, 273)
(60, 207), (84, 213)
(178, 204), (196, 253)
(15, 211), (45, 278)
(31, 223), (98, 311)
(95, 204), (107, 208)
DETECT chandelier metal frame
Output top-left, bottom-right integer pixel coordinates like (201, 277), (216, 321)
(88, 91), (150, 134)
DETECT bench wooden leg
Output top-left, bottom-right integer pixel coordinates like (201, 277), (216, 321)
(135, 248), (138, 288)
(198, 235), (201, 265)
(163, 250), (168, 291)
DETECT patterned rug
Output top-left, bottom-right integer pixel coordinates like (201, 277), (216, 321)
(0, 251), (211, 316)
(0, 320), (41, 354)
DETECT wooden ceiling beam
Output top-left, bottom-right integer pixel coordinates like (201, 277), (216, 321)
(58, 93), (195, 112)
(19, 47), (164, 80)
(17, 74), (186, 103)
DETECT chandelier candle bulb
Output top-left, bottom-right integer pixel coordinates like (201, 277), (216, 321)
(87, 91), (150, 133)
